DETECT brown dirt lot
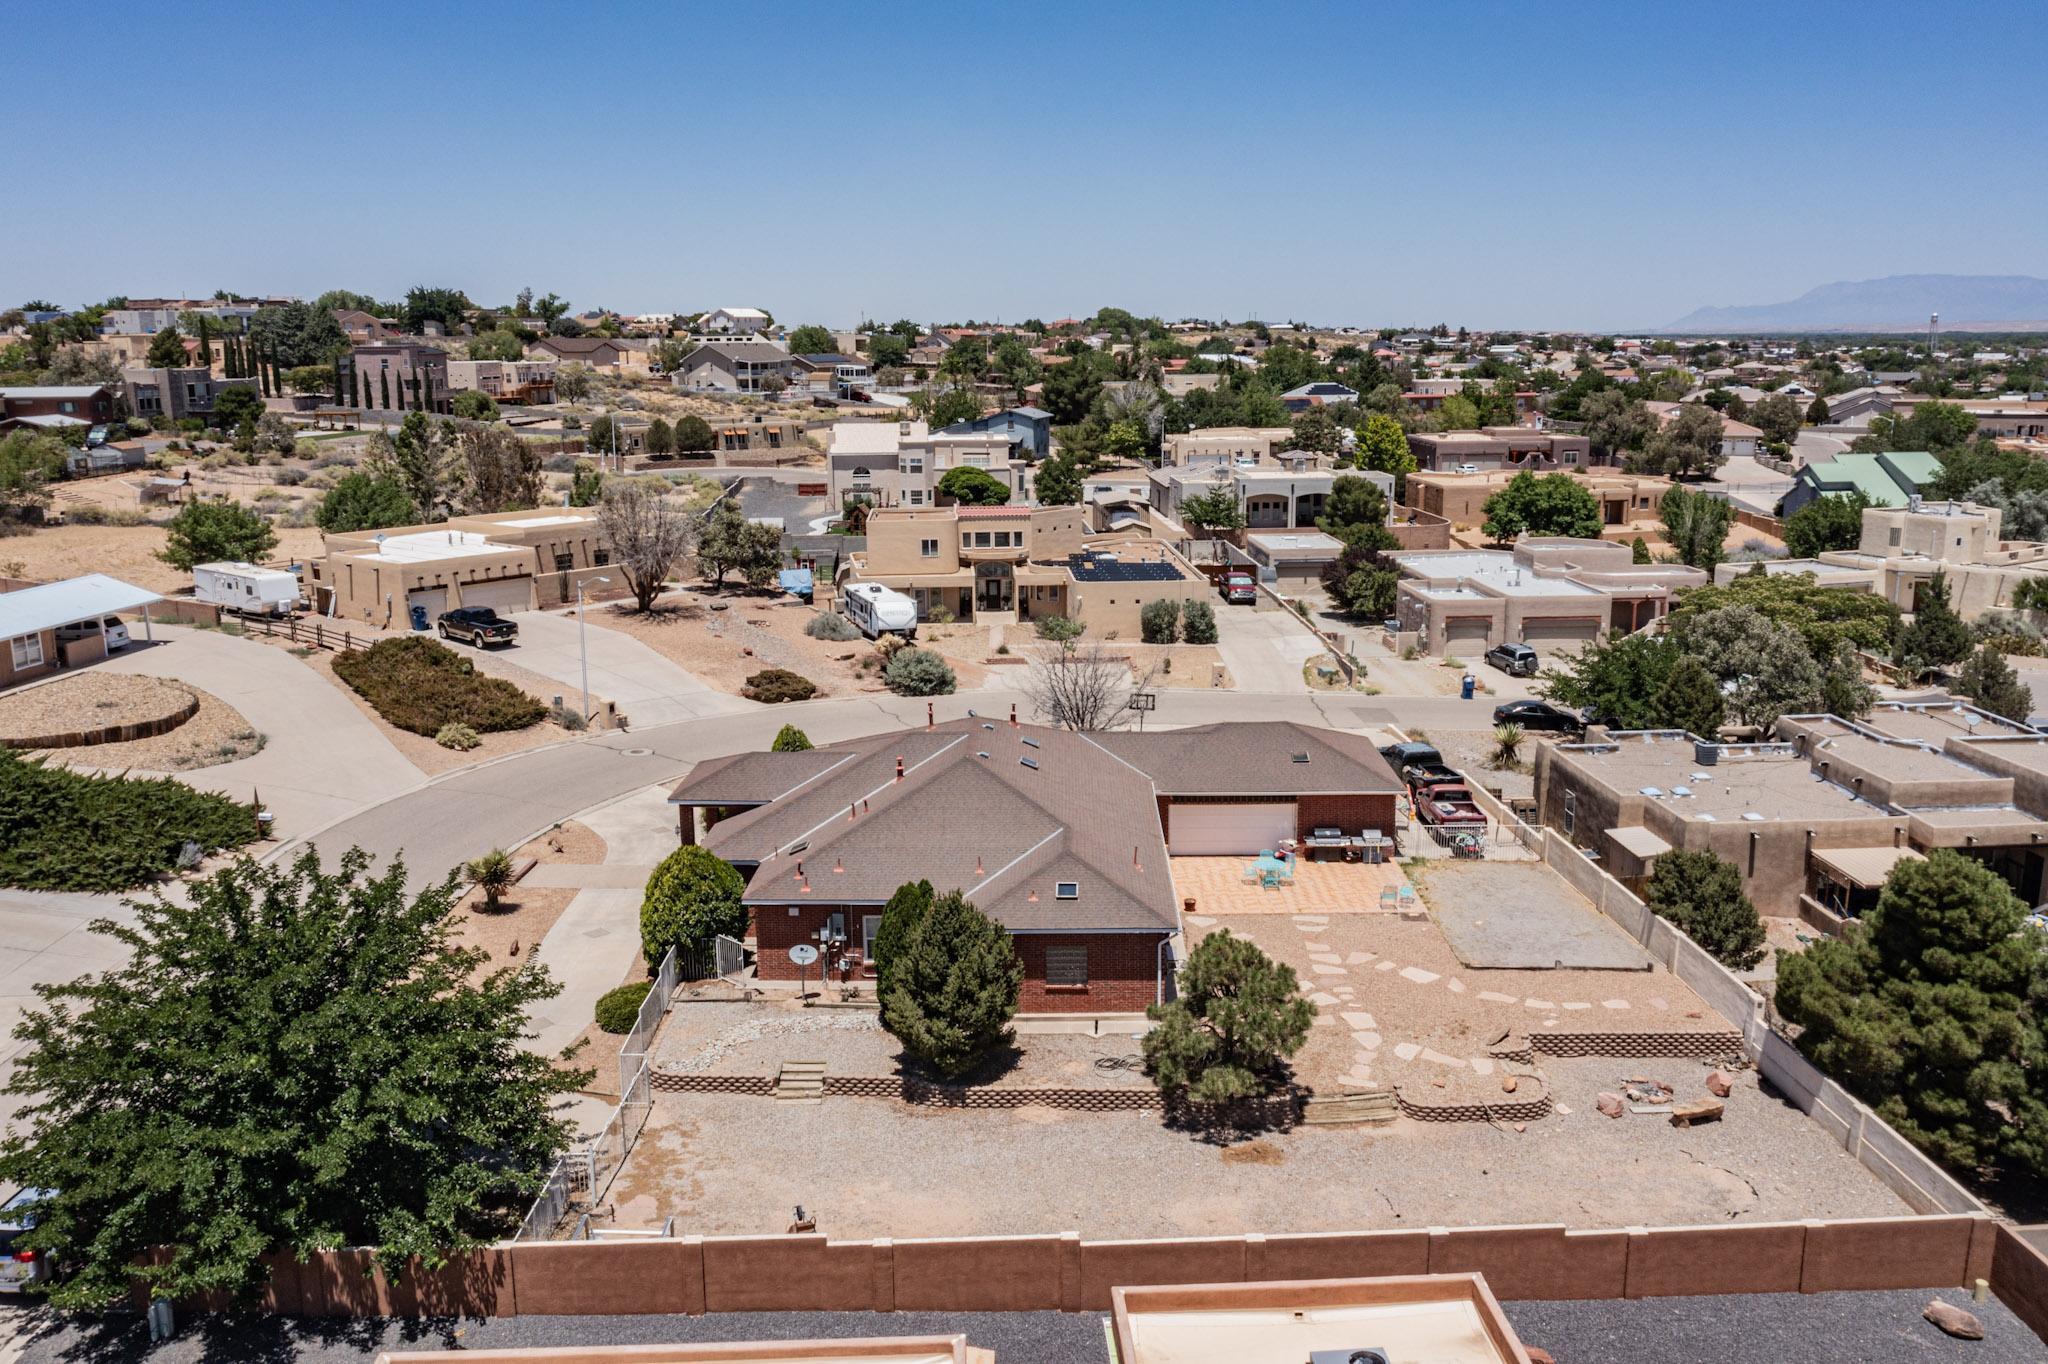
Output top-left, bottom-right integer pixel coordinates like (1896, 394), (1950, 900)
(0, 522), (324, 593)
(597, 588), (988, 699)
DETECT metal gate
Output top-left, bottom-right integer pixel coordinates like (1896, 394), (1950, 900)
(716, 933), (749, 982)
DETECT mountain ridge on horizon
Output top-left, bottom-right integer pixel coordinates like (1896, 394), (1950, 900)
(1659, 273), (2048, 334)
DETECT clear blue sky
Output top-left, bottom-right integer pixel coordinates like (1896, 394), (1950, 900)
(6, 2), (2045, 331)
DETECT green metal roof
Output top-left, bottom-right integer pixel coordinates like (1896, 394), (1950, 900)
(1796, 451), (1942, 508)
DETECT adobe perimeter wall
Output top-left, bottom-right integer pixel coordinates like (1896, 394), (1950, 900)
(200, 1214), (2012, 1322)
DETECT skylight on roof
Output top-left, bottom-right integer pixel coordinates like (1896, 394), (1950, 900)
(1055, 881), (1078, 899)
(1020, 757), (1038, 770)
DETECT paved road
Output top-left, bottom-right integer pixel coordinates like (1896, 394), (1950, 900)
(468, 609), (754, 728)
(1214, 606), (1321, 692)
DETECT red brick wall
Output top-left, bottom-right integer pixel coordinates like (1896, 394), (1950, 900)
(1298, 793), (1397, 840)
(1015, 932), (1166, 1013)
(754, 901), (1163, 1014)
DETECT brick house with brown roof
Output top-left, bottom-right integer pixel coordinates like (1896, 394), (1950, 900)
(667, 718), (1402, 1014)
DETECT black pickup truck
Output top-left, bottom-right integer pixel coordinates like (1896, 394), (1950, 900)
(437, 606), (518, 647)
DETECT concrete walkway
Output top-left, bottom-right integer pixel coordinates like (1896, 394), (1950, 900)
(468, 609), (753, 728)
(91, 625), (425, 838)
(0, 889), (144, 1142)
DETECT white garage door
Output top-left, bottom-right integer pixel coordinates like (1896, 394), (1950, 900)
(458, 577), (534, 614)
(406, 587), (448, 622)
(1444, 617), (1491, 649)
(1168, 802), (1297, 856)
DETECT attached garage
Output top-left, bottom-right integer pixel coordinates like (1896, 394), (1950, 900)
(1519, 617), (1601, 648)
(1165, 800), (1297, 856)
(457, 576), (534, 614)
(1443, 616), (1491, 651)
(406, 586), (448, 622)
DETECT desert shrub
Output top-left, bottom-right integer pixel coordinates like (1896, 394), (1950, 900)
(1034, 615), (1084, 643)
(743, 668), (818, 703)
(594, 981), (654, 1035)
(804, 611), (860, 641)
(770, 724), (813, 751)
(332, 636), (546, 736)
(1181, 599), (1218, 645)
(884, 647), (956, 696)
(0, 749), (256, 891)
(435, 722), (481, 751)
(64, 504), (109, 525)
(1140, 598), (1181, 644)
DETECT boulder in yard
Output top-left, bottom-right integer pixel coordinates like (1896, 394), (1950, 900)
(1596, 1091), (1624, 1118)
(1923, 1299), (1983, 1340)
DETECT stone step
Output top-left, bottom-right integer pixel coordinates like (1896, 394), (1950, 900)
(775, 1061), (828, 1104)
(1300, 1089), (1399, 1126)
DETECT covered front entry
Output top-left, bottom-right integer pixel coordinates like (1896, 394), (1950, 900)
(974, 562), (1015, 614)
(458, 576), (534, 615)
(1166, 800), (1297, 855)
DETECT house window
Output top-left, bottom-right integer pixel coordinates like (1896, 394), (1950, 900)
(1888, 527), (1901, 546)
(1562, 789), (1576, 837)
(1045, 944), (1088, 986)
(1055, 881), (1079, 899)
(594, 548), (611, 566)
(554, 552), (574, 573)
(852, 466), (871, 481)
(908, 489), (925, 506)
(903, 457), (924, 473)
(920, 538), (938, 557)
(11, 634), (45, 669)
(862, 914), (881, 963)
(974, 532), (991, 547)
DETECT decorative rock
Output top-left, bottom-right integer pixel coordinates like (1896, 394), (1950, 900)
(1393, 1042), (1422, 1061)
(1705, 1069), (1735, 1098)
(1341, 1011), (1378, 1029)
(1478, 990), (1518, 1004)
(1399, 965), (1440, 985)
(1596, 1091), (1624, 1118)
(1923, 1300), (1983, 1340)
(1502, 1076), (1519, 1094)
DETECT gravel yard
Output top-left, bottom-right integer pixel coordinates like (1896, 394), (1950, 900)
(1429, 727), (1538, 801)
(614, 1053), (1907, 1239)
(653, 998), (1152, 1089)
(6, 673), (264, 772)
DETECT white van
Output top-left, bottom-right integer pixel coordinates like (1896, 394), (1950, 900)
(840, 582), (919, 640)
(193, 562), (301, 618)
(56, 616), (129, 651)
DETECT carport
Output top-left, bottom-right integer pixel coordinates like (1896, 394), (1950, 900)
(0, 573), (162, 686)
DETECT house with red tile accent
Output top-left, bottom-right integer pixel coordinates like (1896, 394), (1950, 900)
(666, 718), (1402, 1015)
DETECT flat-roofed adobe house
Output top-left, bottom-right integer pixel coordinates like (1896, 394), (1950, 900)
(668, 718), (1402, 1014)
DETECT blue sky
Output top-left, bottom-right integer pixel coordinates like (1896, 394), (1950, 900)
(5, 2), (2045, 330)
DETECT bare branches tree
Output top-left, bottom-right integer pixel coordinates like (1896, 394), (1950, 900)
(455, 421), (544, 513)
(597, 482), (693, 612)
(1021, 642), (1159, 731)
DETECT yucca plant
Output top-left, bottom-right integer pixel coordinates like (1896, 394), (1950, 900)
(466, 848), (516, 912)
(1491, 723), (1526, 770)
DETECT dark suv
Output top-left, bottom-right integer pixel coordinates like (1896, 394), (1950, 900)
(437, 607), (518, 647)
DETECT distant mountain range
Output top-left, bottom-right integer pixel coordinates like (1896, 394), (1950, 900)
(1659, 274), (2048, 334)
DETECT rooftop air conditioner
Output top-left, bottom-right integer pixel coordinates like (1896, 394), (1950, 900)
(1694, 740), (1719, 766)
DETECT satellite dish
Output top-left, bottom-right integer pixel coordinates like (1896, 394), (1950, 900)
(787, 944), (819, 967)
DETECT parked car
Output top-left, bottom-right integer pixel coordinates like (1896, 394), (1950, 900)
(0, 1188), (53, 1296)
(1484, 642), (1538, 677)
(1219, 572), (1258, 605)
(1493, 699), (1583, 733)
(1378, 741), (1442, 780)
(1412, 778), (1487, 829)
(55, 616), (129, 651)
(437, 607), (518, 647)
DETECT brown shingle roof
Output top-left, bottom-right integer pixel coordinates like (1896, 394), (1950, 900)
(1090, 721), (1403, 797)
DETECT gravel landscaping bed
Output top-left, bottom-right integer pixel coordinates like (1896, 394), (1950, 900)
(616, 1051), (1908, 1239)
(13, 677), (264, 772)
(1429, 727), (1537, 801)
(0, 673), (197, 745)
(654, 998), (1152, 1088)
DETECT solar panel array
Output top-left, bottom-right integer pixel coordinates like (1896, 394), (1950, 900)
(1066, 555), (1186, 583)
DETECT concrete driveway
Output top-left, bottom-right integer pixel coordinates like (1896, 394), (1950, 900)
(473, 608), (753, 728)
(1215, 606), (1323, 693)
(92, 625), (424, 838)
(1707, 454), (1796, 519)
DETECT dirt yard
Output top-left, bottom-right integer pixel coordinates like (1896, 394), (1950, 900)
(0, 522), (325, 593)
(597, 587), (989, 699)
(612, 1056), (1907, 1240)
(447, 821), (605, 983)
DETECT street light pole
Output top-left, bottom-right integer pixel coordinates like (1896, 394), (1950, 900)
(576, 575), (612, 721)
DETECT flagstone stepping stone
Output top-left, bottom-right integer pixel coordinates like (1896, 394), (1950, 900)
(1306, 942), (1332, 951)
(1445, 978), (1466, 994)
(1418, 1048), (1467, 1068)
(1562, 1001), (1591, 1010)
(1340, 1011), (1377, 1029)
(1399, 966), (1440, 985)
(1352, 1032), (1382, 1050)
(1311, 991), (1342, 1006)
(1393, 1042), (1421, 1061)
(1375, 960), (1399, 972)
(1310, 952), (1344, 965)
(1523, 996), (1556, 1010)
(1650, 995), (1669, 1010)
(1477, 990), (1518, 1004)
(1313, 964), (1347, 976)
(1601, 999), (1630, 1010)
(1345, 951), (1374, 964)
(1470, 1057), (1494, 1075)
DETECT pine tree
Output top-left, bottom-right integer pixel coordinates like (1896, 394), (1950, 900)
(880, 888), (1020, 1077)
(870, 879), (933, 996)
(1653, 654), (1725, 737)
(1776, 849), (2045, 1178)
(1894, 570), (1975, 672)
(379, 368), (391, 410)
(1642, 848), (1765, 970)
(1957, 642), (2033, 722)
(1631, 535), (1651, 564)
(1141, 930), (1314, 1104)
(769, 724), (813, 752)
(256, 349), (271, 397)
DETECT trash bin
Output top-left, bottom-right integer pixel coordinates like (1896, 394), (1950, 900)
(1461, 672), (1476, 700)
(410, 604), (429, 631)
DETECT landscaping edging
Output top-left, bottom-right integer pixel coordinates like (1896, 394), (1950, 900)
(1, 681), (200, 750)
(650, 1067), (1299, 1124)
(1488, 1030), (1744, 1064)
(1396, 1086), (1554, 1123)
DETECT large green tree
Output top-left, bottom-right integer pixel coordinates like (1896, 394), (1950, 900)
(365, 411), (460, 520)
(1642, 848), (1766, 970)
(936, 466), (1010, 506)
(1748, 393), (1803, 446)
(1651, 654), (1726, 738)
(880, 889), (1022, 1078)
(1142, 930), (1314, 1104)
(1539, 632), (1680, 729)
(1776, 850), (2046, 1179)
(1032, 451), (1083, 506)
(1641, 403), (1727, 478)
(144, 325), (188, 369)
(248, 301), (348, 368)
(1353, 411), (1415, 498)
(1781, 491), (1870, 558)
(1669, 571), (1900, 657)
(315, 470), (416, 532)
(639, 844), (747, 964)
(1580, 388), (1653, 462)
(0, 430), (69, 517)
(211, 384), (265, 431)
(1894, 570), (1976, 673)
(0, 849), (579, 1307)
(1673, 604), (1826, 729)
(1658, 484), (1732, 570)
(1178, 485), (1244, 532)
(1480, 471), (1603, 542)
(785, 324), (835, 355)
(1956, 643), (2033, 723)
(158, 500), (277, 571)
(403, 286), (473, 333)
(870, 878), (934, 996)
(674, 414), (715, 453)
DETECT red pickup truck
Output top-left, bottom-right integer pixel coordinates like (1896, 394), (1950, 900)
(1411, 778), (1487, 829)
(1219, 571), (1258, 605)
